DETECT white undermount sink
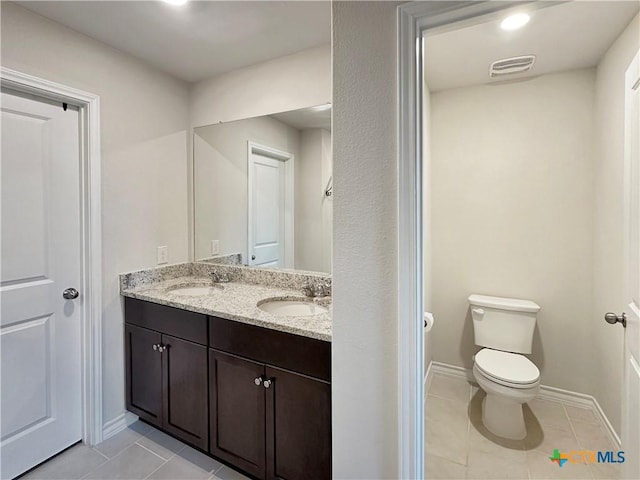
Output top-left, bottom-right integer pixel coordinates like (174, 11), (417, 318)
(258, 298), (328, 317)
(166, 283), (220, 296)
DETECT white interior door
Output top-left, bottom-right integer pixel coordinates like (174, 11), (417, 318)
(1, 90), (82, 479)
(622, 51), (640, 480)
(247, 143), (293, 268)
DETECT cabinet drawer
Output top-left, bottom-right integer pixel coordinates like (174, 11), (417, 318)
(125, 297), (207, 345)
(209, 316), (331, 382)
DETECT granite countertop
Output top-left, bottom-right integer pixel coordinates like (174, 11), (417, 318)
(121, 274), (332, 342)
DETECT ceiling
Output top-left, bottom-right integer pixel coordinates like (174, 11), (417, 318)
(17, 0), (331, 83)
(424, 1), (640, 92)
(270, 105), (331, 131)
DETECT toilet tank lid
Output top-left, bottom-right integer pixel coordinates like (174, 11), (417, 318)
(468, 294), (540, 313)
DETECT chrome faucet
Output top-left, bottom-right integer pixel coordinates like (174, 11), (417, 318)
(302, 280), (331, 298)
(211, 272), (231, 284)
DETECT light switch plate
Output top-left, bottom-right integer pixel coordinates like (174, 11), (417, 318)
(157, 246), (168, 265)
(211, 240), (220, 255)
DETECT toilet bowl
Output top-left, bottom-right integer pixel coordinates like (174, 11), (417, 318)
(468, 294), (541, 440)
(472, 348), (540, 440)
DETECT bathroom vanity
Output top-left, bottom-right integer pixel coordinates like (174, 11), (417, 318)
(120, 263), (332, 480)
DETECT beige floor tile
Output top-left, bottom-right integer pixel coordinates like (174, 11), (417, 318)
(468, 425), (525, 456)
(429, 374), (472, 403)
(426, 394), (470, 430)
(467, 448), (528, 479)
(523, 423), (581, 454)
(84, 444), (165, 480)
(426, 418), (469, 465)
(527, 399), (572, 431)
(174, 446), (224, 474)
(589, 460), (622, 480)
(22, 444), (107, 480)
(147, 455), (211, 480)
(136, 428), (186, 460)
(571, 420), (614, 451)
(565, 405), (600, 425)
(129, 420), (155, 437)
(527, 449), (592, 480)
(95, 426), (146, 459)
(426, 452), (467, 479)
(211, 465), (251, 480)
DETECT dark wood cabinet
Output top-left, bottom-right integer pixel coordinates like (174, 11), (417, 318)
(209, 350), (266, 479)
(125, 324), (162, 427)
(265, 366), (331, 480)
(162, 335), (208, 450)
(209, 317), (331, 480)
(125, 298), (208, 450)
(124, 298), (331, 480)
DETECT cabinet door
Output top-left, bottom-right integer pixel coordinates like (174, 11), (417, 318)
(125, 324), (162, 427)
(265, 366), (331, 480)
(162, 334), (208, 450)
(210, 349), (266, 479)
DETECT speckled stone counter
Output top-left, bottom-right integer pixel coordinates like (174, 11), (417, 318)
(120, 262), (331, 341)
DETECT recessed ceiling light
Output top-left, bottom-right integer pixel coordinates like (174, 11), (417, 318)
(161, 0), (188, 6)
(500, 13), (530, 31)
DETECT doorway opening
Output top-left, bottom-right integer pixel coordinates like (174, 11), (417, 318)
(399, 2), (639, 478)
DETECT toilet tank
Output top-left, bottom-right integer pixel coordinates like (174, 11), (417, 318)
(468, 294), (540, 354)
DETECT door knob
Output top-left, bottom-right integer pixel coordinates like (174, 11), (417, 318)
(62, 288), (79, 300)
(251, 255), (256, 260)
(604, 312), (626, 328)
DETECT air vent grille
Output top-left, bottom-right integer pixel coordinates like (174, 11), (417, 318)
(489, 55), (536, 77)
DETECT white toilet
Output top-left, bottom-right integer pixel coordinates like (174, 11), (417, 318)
(468, 294), (541, 440)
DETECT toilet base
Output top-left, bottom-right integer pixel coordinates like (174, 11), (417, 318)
(481, 394), (526, 440)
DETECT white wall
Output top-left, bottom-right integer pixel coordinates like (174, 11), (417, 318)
(190, 44), (331, 128)
(193, 116), (300, 262)
(592, 13), (640, 436)
(430, 69), (596, 395)
(332, 2), (399, 477)
(297, 128), (332, 273)
(1, 2), (190, 429)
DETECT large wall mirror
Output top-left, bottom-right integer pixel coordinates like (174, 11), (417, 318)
(194, 105), (332, 274)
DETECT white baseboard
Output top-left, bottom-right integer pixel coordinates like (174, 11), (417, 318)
(431, 361), (475, 383)
(102, 411), (138, 441)
(429, 361), (621, 449)
(424, 360), (435, 399)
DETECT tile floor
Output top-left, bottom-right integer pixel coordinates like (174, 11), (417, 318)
(20, 421), (250, 480)
(20, 374), (622, 480)
(426, 373), (622, 480)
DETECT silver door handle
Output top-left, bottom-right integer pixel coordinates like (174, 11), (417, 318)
(251, 255), (256, 260)
(63, 288), (79, 300)
(604, 312), (627, 328)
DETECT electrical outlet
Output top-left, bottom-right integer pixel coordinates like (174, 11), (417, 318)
(157, 246), (168, 265)
(211, 240), (220, 255)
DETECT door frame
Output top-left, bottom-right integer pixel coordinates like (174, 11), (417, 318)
(397, 2), (549, 477)
(622, 49), (640, 480)
(247, 141), (294, 268)
(0, 67), (103, 446)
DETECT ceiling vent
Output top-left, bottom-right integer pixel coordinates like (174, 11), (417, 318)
(489, 55), (536, 78)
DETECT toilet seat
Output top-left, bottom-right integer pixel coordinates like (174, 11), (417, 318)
(474, 348), (539, 388)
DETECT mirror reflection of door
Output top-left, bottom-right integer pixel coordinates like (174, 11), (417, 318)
(193, 104), (332, 273)
(247, 143), (293, 268)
